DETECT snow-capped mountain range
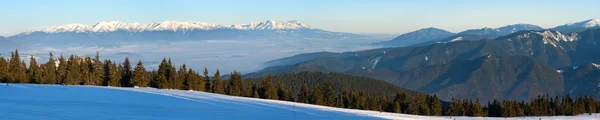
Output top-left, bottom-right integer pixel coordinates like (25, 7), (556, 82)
(30, 20), (312, 34)
(8, 20), (364, 46)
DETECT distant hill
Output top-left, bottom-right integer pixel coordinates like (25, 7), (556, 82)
(458, 24), (544, 39)
(375, 27), (455, 47)
(0, 36), (21, 52)
(561, 63), (600, 98)
(552, 19), (600, 33)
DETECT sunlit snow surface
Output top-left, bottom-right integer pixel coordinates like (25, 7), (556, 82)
(1, 84), (600, 120)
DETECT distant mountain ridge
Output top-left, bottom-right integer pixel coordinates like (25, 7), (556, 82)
(458, 24), (544, 39)
(552, 19), (600, 33)
(375, 27), (455, 47)
(21, 20), (312, 34)
(0, 36), (21, 51)
(8, 20), (366, 46)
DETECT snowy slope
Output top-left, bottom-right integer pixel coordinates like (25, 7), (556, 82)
(552, 19), (600, 33)
(1, 84), (599, 120)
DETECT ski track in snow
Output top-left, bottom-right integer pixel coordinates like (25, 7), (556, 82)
(1, 84), (600, 120)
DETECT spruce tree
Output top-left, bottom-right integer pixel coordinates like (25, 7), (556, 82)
(429, 94), (443, 116)
(65, 55), (82, 85)
(0, 57), (8, 82)
(212, 69), (225, 94)
(472, 98), (484, 117)
(56, 55), (67, 84)
(194, 69), (206, 91)
(260, 74), (278, 100)
(131, 60), (148, 87)
(8, 50), (28, 83)
(276, 80), (291, 101)
(309, 84), (324, 105)
(166, 59), (177, 89)
(41, 53), (57, 84)
(391, 93), (407, 113)
(323, 81), (336, 106)
(203, 67), (210, 92)
(173, 64), (185, 90)
(298, 83), (310, 103)
(80, 57), (92, 85)
(115, 64), (124, 86)
(155, 58), (169, 89)
(228, 71), (243, 96)
(121, 57), (132, 87)
(27, 55), (42, 83)
(244, 78), (254, 97)
(91, 52), (103, 85)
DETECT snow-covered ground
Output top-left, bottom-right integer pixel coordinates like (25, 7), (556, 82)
(1, 84), (599, 120)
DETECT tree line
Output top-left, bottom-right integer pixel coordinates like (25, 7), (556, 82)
(1, 49), (599, 117)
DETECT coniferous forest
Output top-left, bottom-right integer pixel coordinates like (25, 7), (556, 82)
(1, 49), (600, 117)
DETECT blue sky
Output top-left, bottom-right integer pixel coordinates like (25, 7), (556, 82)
(1, 0), (599, 36)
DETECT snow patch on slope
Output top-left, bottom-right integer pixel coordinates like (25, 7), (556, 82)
(449, 37), (463, 42)
(592, 63), (600, 69)
(564, 19), (600, 28)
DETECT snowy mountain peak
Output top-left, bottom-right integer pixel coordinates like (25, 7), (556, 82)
(563, 19), (600, 28)
(552, 19), (600, 33)
(583, 19), (600, 27)
(41, 23), (90, 33)
(30, 20), (312, 34)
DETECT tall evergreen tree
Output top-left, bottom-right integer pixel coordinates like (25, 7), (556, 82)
(166, 59), (178, 89)
(310, 84), (324, 105)
(429, 94), (443, 116)
(203, 67), (210, 92)
(121, 57), (132, 87)
(472, 98), (484, 117)
(244, 78), (254, 97)
(0, 57), (8, 82)
(64, 55), (81, 85)
(154, 58), (169, 88)
(80, 57), (92, 85)
(212, 69), (225, 94)
(56, 55), (67, 84)
(91, 52), (104, 86)
(8, 50), (28, 83)
(41, 52), (57, 84)
(105, 60), (121, 86)
(323, 81), (336, 106)
(298, 83), (310, 103)
(172, 64), (185, 90)
(131, 60), (149, 87)
(260, 74), (278, 100)
(276, 80), (292, 101)
(228, 71), (244, 96)
(27, 55), (42, 83)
